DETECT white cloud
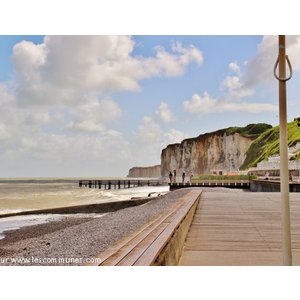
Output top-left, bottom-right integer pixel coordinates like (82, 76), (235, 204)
(0, 123), (12, 142)
(171, 41), (203, 66)
(133, 115), (186, 165)
(221, 75), (253, 99)
(0, 82), (125, 175)
(1, 36), (205, 176)
(135, 103), (185, 162)
(0, 83), (15, 105)
(245, 35), (300, 87)
(67, 98), (122, 133)
(229, 61), (240, 73)
(137, 116), (162, 144)
(24, 112), (50, 126)
(184, 92), (218, 114)
(2, 121), (130, 175)
(67, 120), (105, 133)
(155, 102), (173, 123)
(143, 44), (202, 78)
(220, 61), (253, 100)
(164, 129), (186, 144)
(222, 75), (242, 90)
(184, 92), (277, 114)
(12, 36), (203, 107)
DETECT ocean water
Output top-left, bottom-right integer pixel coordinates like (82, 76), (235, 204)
(0, 178), (169, 214)
(0, 213), (108, 240)
(0, 178), (169, 240)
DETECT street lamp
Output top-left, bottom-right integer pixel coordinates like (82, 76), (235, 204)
(273, 35), (293, 265)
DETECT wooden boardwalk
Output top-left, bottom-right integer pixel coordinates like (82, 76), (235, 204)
(179, 191), (300, 265)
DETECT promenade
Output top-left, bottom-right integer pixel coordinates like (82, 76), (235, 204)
(179, 191), (300, 265)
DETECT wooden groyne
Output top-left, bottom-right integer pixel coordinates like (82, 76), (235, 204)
(78, 179), (166, 190)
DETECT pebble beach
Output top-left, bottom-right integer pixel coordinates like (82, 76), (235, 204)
(0, 188), (190, 265)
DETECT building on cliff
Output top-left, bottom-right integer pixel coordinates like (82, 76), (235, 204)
(249, 142), (300, 177)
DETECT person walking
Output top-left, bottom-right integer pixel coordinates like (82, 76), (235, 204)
(182, 172), (186, 184)
(289, 171), (293, 182)
(169, 171), (173, 184)
(173, 170), (177, 183)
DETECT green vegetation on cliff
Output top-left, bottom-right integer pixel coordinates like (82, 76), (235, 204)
(240, 119), (300, 170)
(186, 123), (272, 142)
(224, 123), (272, 139)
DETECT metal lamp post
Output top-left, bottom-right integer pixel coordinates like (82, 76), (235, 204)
(274, 35), (293, 265)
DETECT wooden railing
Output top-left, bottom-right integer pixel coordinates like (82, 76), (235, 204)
(170, 179), (250, 190)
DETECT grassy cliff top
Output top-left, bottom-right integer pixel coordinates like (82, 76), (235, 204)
(240, 119), (300, 170)
(224, 123), (272, 139)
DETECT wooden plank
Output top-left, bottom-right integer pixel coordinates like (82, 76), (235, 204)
(133, 194), (200, 266)
(179, 192), (300, 265)
(100, 221), (167, 266)
(117, 223), (169, 266)
(115, 194), (196, 265)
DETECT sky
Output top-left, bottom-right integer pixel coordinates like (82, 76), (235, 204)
(1, 35), (300, 177)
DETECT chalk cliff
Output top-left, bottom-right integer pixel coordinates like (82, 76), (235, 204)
(127, 165), (161, 178)
(160, 124), (272, 178)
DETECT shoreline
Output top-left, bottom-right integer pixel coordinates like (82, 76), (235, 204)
(0, 189), (192, 266)
(0, 196), (156, 219)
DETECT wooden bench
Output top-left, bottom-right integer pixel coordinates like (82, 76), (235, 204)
(87, 190), (202, 266)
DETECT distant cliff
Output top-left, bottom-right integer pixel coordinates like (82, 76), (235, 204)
(161, 124), (272, 177)
(127, 165), (161, 178)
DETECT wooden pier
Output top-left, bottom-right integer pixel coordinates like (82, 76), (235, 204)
(78, 179), (166, 190)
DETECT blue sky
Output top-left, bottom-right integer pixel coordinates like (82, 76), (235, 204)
(1, 35), (300, 177)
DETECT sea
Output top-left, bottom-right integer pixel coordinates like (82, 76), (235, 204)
(0, 178), (169, 240)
